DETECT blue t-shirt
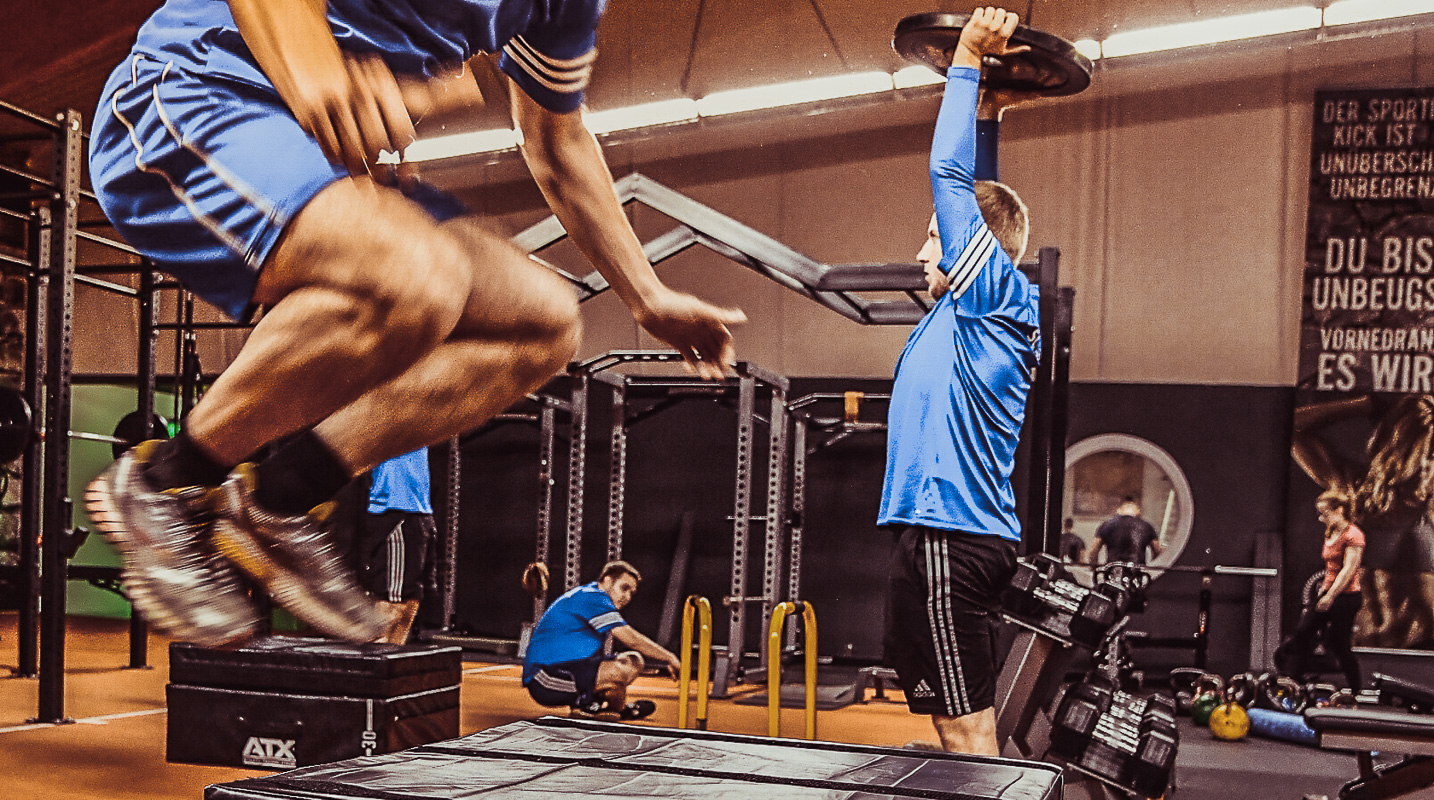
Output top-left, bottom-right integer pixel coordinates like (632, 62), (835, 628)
(128, 0), (604, 113)
(368, 448), (432, 514)
(877, 66), (1040, 543)
(522, 582), (626, 683)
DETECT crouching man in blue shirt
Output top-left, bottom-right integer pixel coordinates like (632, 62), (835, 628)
(880, 7), (1041, 756)
(523, 561), (682, 720)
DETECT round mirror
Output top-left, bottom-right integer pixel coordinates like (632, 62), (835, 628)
(1060, 434), (1194, 578)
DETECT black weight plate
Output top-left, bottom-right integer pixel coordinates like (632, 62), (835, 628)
(0, 386), (31, 463)
(112, 410), (170, 459)
(893, 12), (1093, 98)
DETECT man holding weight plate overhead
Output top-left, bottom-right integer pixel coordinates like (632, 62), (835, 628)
(85, 0), (744, 647)
(881, 7), (1041, 756)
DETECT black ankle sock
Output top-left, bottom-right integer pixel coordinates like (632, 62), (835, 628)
(253, 430), (351, 516)
(142, 430), (230, 490)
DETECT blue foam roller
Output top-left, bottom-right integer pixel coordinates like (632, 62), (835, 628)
(1247, 708), (1318, 745)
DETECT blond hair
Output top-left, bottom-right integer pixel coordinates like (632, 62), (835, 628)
(1357, 395), (1434, 517)
(1317, 487), (1353, 518)
(975, 180), (1030, 265)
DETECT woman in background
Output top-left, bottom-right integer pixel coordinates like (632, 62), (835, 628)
(1274, 489), (1364, 689)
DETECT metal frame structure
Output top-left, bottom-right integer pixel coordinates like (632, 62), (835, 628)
(565, 350), (790, 697)
(0, 100), (168, 722)
(514, 172), (938, 326)
(445, 392), (571, 631)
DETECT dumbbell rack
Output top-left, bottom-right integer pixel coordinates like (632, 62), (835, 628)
(995, 557), (1175, 799)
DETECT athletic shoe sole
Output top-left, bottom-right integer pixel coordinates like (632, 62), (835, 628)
(211, 516), (384, 642)
(84, 454), (257, 648)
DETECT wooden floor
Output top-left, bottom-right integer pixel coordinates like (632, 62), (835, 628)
(0, 614), (939, 800)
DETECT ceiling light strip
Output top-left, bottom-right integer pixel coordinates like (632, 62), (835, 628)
(403, 2), (1434, 161)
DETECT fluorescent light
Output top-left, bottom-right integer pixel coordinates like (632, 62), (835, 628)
(405, 128), (519, 162)
(1325, 0), (1434, 25)
(1101, 6), (1322, 58)
(697, 72), (895, 117)
(893, 66), (946, 89)
(1073, 39), (1103, 60)
(584, 99), (700, 135)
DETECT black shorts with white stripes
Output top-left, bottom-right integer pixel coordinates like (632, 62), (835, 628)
(358, 510), (437, 603)
(526, 654), (607, 708)
(884, 525), (1017, 718)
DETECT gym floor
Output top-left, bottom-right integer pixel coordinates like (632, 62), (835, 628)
(0, 615), (1369, 800)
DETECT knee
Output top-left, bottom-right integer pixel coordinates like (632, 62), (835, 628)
(617, 651), (645, 679)
(530, 272), (582, 360)
(364, 234), (471, 353)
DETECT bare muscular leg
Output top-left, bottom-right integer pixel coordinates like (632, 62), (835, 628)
(181, 178), (579, 473)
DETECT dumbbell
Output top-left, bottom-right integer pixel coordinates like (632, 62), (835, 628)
(1097, 562), (1150, 614)
(1050, 681), (1113, 758)
(1140, 693), (1178, 737)
(1003, 557), (1058, 617)
(1069, 589), (1119, 646)
(1129, 726), (1178, 798)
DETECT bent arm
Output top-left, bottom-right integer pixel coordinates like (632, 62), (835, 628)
(1324, 545), (1364, 599)
(610, 625), (681, 677)
(228, 0), (343, 109)
(509, 86), (662, 316)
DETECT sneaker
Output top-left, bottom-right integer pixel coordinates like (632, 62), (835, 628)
(619, 699), (657, 721)
(571, 697), (620, 721)
(211, 463), (384, 642)
(84, 440), (261, 647)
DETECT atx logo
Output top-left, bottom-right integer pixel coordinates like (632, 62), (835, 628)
(242, 736), (297, 768)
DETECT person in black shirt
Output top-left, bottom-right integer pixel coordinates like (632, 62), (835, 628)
(1090, 501), (1164, 565)
(1059, 517), (1085, 563)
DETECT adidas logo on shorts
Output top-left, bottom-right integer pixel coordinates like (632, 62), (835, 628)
(912, 679), (936, 699)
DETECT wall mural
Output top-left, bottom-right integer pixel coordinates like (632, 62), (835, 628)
(1292, 86), (1434, 649)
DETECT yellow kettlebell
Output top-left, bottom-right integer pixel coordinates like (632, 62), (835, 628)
(1209, 700), (1250, 741)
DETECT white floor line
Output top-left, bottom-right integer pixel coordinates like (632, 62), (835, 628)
(0, 706), (167, 734)
(463, 664), (517, 675)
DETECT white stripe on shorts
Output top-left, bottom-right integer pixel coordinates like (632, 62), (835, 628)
(386, 520), (405, 603)
(533, 670), (577, 694)
(109, 61), (250, 260)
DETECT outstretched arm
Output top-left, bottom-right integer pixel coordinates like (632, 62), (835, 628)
(509, 84), (745, 379)
(610, 625), (682, 679)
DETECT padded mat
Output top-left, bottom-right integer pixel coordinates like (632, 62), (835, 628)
(206, 716), (1063, 799)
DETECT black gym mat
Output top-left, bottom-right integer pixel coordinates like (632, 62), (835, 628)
(205, 716), (1064, 799)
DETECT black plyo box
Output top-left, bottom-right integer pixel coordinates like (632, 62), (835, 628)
(167, 636), (462, 770)
(170, 636), (461, 696)
(205, 716), (1064, 799)
(167, 683), (459, 769)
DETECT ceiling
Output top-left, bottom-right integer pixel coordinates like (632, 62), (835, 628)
(0, 1), (1353, 123)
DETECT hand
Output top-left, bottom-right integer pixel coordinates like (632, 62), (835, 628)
(288, 53), (416, 180)
(1316, 595), (1333, 612)
(665, 655), (683, 681)
(954, 8), (1030, 69)
(977, 85), (1044, 121)
(634, 289), (746, 381)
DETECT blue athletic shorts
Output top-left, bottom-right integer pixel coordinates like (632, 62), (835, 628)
(89, 44), (467, 321)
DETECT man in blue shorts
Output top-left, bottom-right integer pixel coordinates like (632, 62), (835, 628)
(880, 7), (1040, 756)
(356, 448), (435, 644)
(84, 0), (745, 648)
(523, 561), (680, 720)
